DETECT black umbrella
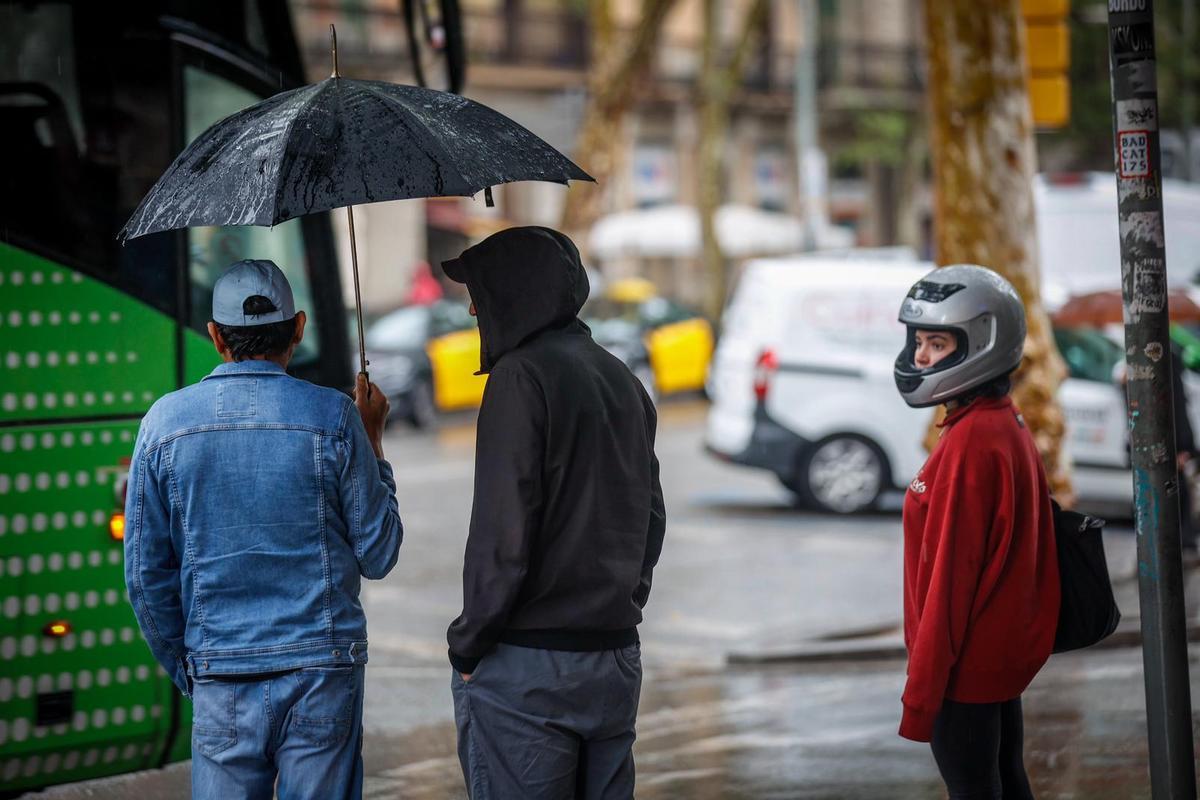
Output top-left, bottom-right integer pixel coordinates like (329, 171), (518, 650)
(121, 27), (592, 376)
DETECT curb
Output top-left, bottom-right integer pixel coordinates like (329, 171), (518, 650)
(726, 617), (1200, 665)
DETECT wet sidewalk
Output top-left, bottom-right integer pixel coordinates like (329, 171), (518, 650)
(28, 644), (1200, 800)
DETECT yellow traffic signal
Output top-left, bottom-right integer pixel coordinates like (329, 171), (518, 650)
(1022, 0), (1070, 129)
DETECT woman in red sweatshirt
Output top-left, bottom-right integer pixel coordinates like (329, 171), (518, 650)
(893, 265), (1060, 799)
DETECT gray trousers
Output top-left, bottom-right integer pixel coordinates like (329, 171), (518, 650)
(451, 643), (643, 800)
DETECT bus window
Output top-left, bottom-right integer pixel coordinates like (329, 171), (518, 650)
(0, 5), (91, 259)
(182, 65), (320, 366)
(1, 4), (177, 315)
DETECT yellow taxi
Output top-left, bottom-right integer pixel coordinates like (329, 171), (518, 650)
(363, 301), (486, 424)
(587, 278), (714, 396)
(427, 325), (487, 411)
(368, 281), (712, 424)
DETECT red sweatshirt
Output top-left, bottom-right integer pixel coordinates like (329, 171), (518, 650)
(899, 396), (1060, 742)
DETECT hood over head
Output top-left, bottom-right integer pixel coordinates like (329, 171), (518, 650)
(442, 226), (590, 373)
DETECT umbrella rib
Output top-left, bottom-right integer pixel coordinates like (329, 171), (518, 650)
(359, 82), (475, 197)
(147, 88), (311, 235)
(270, 81), (330, 221)
(206, 91), (308, 228)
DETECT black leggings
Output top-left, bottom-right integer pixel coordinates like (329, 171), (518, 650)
(929, 697), (1034, 800)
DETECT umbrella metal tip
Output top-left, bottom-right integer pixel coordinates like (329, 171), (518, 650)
(330, 24), (340, 79)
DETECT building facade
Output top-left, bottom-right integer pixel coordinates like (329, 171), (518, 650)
(291, 0), (924, 310)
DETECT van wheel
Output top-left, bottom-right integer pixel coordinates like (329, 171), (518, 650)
(794, 435), (886, 514)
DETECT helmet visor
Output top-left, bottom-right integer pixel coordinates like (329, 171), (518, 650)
(894, 325), (969, 385)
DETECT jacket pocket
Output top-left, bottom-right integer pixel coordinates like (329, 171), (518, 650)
(191, 679), (237, 757)
(289, 666), (358, 746)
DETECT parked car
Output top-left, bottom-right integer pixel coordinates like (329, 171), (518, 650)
(362, 300), (483, 427)
(585, 278), (714, 396)
(1052, 326), (1127, 469)
(366, 289), (673, 425)
(705, 255), (1134, 513)
(584, 315), (658, 403)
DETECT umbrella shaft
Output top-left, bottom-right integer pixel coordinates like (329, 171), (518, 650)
(347, 205), (368, 379)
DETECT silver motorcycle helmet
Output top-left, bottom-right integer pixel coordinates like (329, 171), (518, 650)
(894, 264), (1026, 408)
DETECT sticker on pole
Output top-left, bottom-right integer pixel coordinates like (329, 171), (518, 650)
(1117, 98), (1158, 132)
(1119, 130), (1151, 178)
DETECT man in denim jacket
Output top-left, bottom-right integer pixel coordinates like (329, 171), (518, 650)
(124, 259), (402, 800)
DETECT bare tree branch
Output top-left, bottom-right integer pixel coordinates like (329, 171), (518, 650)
(697, 0), (769, 321)
(561, 0), (680, 237)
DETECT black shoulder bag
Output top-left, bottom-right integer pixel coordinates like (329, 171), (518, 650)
(1051, 499), (1121, 653)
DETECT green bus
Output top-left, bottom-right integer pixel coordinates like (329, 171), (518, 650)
(1, 2), (351, 792)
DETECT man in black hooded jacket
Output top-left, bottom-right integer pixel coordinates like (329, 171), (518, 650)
(443, 226), (666, 799)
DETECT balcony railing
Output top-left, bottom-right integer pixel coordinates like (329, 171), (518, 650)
(293, 2), (588, 73)
(465, 7), (588, 71)
(818, 41), (924, 94)
(292, 2), (921, 99)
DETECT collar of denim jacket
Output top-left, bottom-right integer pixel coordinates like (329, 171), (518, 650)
(201, 360), (289, 381)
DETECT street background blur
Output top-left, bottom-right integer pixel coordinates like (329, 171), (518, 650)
(5, 0), (1200, 797)
(292, 0), (1199, 313)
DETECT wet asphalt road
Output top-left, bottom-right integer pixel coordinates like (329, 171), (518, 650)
(30, 397), (1200, 799)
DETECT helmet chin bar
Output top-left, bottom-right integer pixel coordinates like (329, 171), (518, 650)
(895, 353), (1021, 409)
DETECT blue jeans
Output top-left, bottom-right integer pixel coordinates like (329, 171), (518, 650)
(190, 665), (365, 800)
(452, 643), (642, 799)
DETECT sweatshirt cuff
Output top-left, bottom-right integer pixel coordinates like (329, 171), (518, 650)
(448, 649), (481, 674)
(898, 703), (938, 742)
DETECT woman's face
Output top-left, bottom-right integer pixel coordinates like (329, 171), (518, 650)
(913, 330), (957, 370)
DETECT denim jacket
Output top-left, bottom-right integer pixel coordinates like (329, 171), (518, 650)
(124, 360), (402, 695)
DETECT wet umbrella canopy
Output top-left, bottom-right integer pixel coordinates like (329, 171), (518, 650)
(121, 27), (592, 375)
(119, 78), (591, 237)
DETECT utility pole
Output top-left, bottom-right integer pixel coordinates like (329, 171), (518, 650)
(1107, 2), (1197, 796)
(793, 0), (823, 249)
(1183, 0), (1195, 181)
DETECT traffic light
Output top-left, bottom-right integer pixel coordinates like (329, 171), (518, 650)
(1022, 0), (1070, 129)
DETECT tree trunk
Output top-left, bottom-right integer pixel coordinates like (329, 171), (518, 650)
(924, 0), (1073, 501)
(696, 0), (769, 322)
(560, 0), (679, 243)
(697, 0), (725, 322)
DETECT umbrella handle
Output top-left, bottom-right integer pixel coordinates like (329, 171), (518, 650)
(330, 26), (365, 385)
(346, 204), (369, 380)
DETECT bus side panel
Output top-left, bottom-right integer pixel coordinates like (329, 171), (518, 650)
(0, 248), (191, 792)
(0, 425), (187, 791)
(0, 244), (176, 424)
(184, 327), (223, 386)
(167, 698), (194, 764)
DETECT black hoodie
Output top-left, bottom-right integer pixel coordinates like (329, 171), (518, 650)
(442, 226), (666, 673)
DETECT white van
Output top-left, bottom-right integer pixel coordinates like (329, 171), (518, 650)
(1034, 172), (1200, 300)
(705, 255), (1129, 512)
